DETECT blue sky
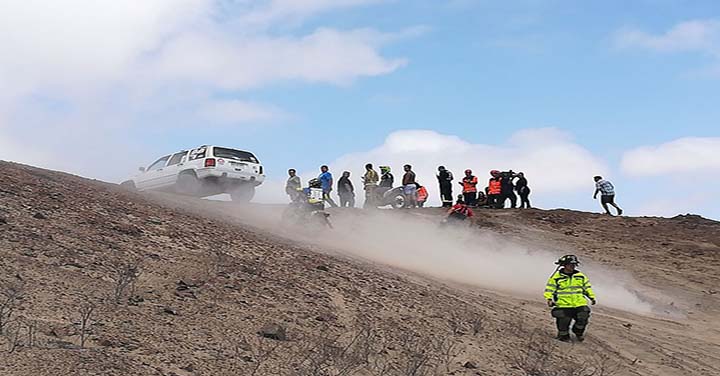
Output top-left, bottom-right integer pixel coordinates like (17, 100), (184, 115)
(0, 0), (718, 218)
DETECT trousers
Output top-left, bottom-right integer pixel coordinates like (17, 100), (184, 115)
(551, 306), (591, 336)
(439, 184), (453, 207)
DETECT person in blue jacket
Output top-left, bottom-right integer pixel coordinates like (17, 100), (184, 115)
(319, 165), (338, 208)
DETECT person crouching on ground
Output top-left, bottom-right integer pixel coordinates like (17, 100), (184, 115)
(544, 255), (596, 342)
(445, 194), (474, 223)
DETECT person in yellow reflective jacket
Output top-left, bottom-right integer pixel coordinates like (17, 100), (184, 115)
(543, 254), (596, 342)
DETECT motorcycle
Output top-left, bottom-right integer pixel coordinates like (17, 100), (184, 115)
(373, 186), (409, 209)
(281, 201), (333, 229)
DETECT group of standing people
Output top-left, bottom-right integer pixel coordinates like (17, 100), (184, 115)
(285, 164), (532, 210)
(361, 163), (429, 208)
(286, 166), (625, 218)
(438, 167), (532, 210)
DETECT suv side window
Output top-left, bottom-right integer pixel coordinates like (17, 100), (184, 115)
(189, 146), (207, 161)
(167, 151), (188, 166)
(147, 156), (170, 171)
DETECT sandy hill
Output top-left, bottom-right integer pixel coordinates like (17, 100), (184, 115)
(0, 161), (718, 376)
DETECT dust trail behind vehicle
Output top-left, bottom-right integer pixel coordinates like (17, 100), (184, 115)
(151, 194), (682, 317)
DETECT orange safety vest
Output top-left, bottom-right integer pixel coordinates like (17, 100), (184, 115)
(488, 179), (502, 195)
(462, 176), (478, 193)
(417, 186), (428, 202)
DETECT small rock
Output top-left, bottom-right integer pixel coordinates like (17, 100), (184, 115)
(181, 365), (195, 372)
(99, 339), (115, 347)
(259, 324), (287, 341)
(163, 307), (179, 316)
(174, 290), (197, 300)
(64, 261), (85, 269)
(622, 323), (632, 329)
(463, 361), (478, 369)
(33, 212), (47, 220)
(316, 265), (330, 272)
(113, 223), (143, 236)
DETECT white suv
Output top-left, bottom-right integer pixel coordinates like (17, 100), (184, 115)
(122, 145), (265, 202)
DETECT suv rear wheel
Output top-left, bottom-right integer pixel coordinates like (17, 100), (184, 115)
(230, 185), (255, 203)
(176, 173), (200, 196)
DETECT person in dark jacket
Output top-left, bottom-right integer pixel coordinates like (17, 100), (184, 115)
(515, 172), (531, 209)
(379, 166), (394, 188)
(337, 171), (355, 208)
(499, 170), (517, 209)
(437, 166), (454, 207)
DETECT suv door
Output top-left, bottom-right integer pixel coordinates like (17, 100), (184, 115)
(137, 155), (170, 190)
(163, 151), (189, 186)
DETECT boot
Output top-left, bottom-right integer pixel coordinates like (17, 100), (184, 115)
(575, 334), (585, 342)
(556, 334), (571, 342)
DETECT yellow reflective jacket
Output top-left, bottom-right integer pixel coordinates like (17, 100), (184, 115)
(544, 270), (596, 308)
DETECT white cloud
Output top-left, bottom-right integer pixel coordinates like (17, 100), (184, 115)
(237, 0), (390, 27)
(621, 137), (720, 176)
(146, 27), (408, 90)
(0, 0), (417, 180)
(615, 19), (720, 56)
(0, 0), (213, 97)
(0, 1), (410, 98)
(198, 99), (285, 124)
(255, 128), (609, 206)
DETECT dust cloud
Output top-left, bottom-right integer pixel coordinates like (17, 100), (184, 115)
(157, 195), (679, 317)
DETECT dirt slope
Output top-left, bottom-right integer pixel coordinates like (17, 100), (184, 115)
(1, 161), (719, 376)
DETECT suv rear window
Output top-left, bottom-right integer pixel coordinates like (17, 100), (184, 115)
(212, 147), (259, 163)
(188, 146), (207, 161)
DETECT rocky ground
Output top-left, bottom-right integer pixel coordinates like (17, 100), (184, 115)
(0, 161), (718, 375)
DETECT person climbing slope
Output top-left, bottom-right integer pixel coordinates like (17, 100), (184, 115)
(544, 255), (597, 343)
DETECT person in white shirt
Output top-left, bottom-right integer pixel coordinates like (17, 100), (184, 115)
(593, 176), (623, 216)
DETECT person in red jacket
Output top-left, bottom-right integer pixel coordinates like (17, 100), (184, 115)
(458, 169), (479, 207)
(445, 195), (474, 224)
(487, 170), (502, 208)
(415, 183), (429, 207)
